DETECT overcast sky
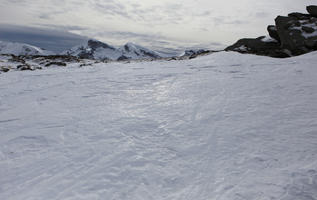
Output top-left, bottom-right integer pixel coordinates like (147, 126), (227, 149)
(0, 0), (316, 51)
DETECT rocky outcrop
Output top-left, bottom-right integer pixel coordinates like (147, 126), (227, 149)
(180, 49), (214, 59)
(0, 66), (10, 72)
(225, 36), (290, 58)
(226, 5), (317, 58)
(0, 54), (79, 73)
(45, 62), (67, 67)
(17, 64), (34, 71)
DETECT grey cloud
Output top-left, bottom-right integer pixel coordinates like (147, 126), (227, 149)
(36, 24), (88, 32)
(0, 24), (87, 52)
(88, 1), (186, 25)
(90, 0), (130, 19)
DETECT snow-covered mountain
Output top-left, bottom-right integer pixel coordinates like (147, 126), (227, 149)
(119, 42), (162, 60)
(62, 39), (162, 60)
(0, 41), (52, 56)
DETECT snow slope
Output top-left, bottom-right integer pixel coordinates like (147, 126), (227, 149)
(0, 41), (52, 56)
(0, 52), (317, 200)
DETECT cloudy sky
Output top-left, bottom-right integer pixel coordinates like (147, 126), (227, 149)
(0, 0), (316, 52)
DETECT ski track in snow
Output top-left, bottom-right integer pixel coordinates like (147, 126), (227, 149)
(0, 52), (317, 200)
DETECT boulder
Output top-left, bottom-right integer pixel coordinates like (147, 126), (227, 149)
(17, 64), (33, 71)
(267, 25), (281, 42)
(0, 66), (10, 72)
(275, 16), (310, 55)
(307, 5), (317, 17)
(302, 26), (315, 33)
(45, 62), (67, 67)
(225, 36), (290, 58)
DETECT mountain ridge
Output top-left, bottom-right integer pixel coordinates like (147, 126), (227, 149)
(62, 39), (163, 61)
(0, 41), (53, 56)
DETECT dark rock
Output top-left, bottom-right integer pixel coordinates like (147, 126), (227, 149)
(17, 64), (33, 71)
(44, 55), (79, 62)
(275, 16), (309, 55)
(23, 55), (79, 62)
(225, 36), (290, 58)
(79, 63), (93, 67)
(0, 66), (10, 72)
(305, 38), (317, 50)
(267, 25), (281, 42)
(302, 26), (315, 33)
(87, 40), (116, 51)
(293, 21), (301, 27)
(124, 44), (132, 52)
(45, 62), (67, 67)
(117, 55), (130, 61)
(182, 49), (211, 59)
(288, 12), (311, 20)
(139, 49), (160, 59)
(226, 6), (317, 58)
(167, 57), (177, 61)
(77, 52), (94, 59)
(184, 49), (208, 57)
(8, 55), (26, 64)
(307, 5), (317, 17)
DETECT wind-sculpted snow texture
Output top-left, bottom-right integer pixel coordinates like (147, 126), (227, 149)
(0, 52), (317, 200)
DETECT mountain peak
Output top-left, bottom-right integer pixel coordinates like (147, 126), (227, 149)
(63, 39), (162, 61)
(87, 39), (116, 51)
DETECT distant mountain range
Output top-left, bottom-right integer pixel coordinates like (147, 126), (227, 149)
(0, 41), (53, 56)
(0, 39), (212, 61)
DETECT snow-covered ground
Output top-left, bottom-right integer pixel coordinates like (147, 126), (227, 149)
(0, 52), (316, 200)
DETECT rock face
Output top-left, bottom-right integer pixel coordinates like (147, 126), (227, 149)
(226, 5), (317, 57)
(307, 5), (317, 17)
(267, 25), (281, 42)
(63, 39), (162, 61)
(275, 14), (317, 56)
